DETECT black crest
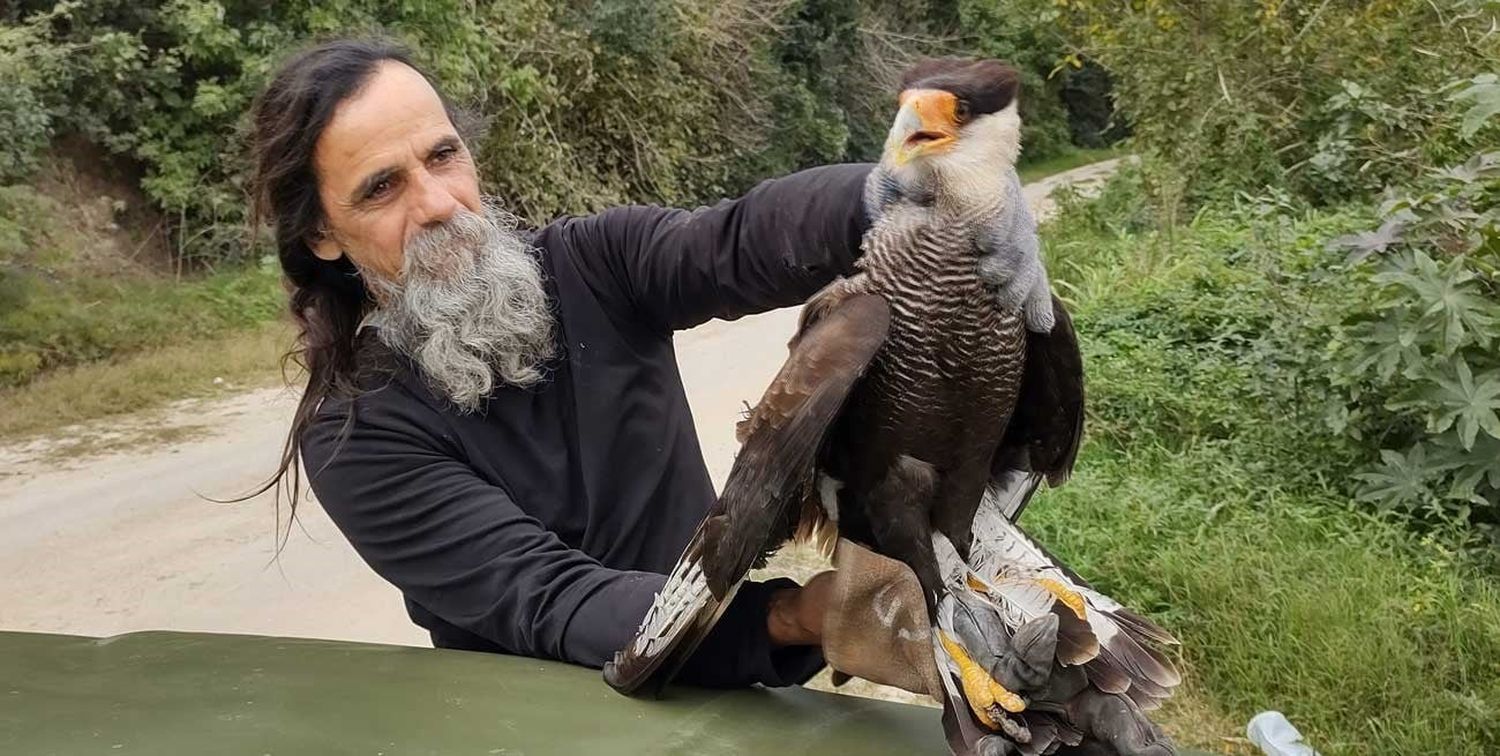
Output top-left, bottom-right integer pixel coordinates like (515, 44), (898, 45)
(900, 58), (1020, 118)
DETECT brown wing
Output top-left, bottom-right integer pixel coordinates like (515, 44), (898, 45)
(603, 284), (890, 696)
(987, 294), (1085, 520)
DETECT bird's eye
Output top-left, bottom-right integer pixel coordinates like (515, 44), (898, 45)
(955, 98), (971, 122)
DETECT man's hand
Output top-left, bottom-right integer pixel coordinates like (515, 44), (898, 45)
(766, 572), (835, 647)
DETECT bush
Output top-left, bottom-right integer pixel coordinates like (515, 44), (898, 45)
(0, 0), (1111, 270)
(1055, 0), (1500, 206)
(1323, 96), (1500, 536)
(1046, 170), (1370, 489)
(1034, 177), (1500, 753)
(0, 13), (66, 182)
(1047, 106), (1500, 543)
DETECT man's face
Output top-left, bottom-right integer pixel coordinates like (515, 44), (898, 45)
(310, 61), (482, 281)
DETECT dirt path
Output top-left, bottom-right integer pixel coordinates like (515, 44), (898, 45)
(0, 159), (1123, 651)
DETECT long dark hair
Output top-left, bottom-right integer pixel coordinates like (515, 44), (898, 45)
(241, 39), (460, 535)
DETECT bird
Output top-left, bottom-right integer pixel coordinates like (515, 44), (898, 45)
(604, 58), (1179, 756)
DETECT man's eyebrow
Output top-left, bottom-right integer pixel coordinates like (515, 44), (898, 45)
(346, 136), (462, 206)
(350, 166), (400, 206)
(426, 134), (463, 158)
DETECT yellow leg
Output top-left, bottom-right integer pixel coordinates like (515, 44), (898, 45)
(938, 631), (1025, 730)
(1036, 578), (1087, 621)
(967, 572), (1086, 622)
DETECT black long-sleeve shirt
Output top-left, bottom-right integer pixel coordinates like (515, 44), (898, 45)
(302, 164), (872, 687)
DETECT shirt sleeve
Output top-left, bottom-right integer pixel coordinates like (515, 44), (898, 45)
(550, 163), (874, 333)
(302, 389), (823, 688)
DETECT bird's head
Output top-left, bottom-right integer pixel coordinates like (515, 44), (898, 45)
(878, 58), (1022, 204)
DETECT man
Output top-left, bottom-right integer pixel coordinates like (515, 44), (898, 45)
(249, 39), (935, 689)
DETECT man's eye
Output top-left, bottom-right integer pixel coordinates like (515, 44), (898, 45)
(370, 179), (393, 198)
(432, 146), (458, 164)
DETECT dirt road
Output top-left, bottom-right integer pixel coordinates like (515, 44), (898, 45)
(0, 160), (1122, 649)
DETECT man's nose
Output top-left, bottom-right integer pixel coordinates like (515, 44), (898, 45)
(411, 168), (461, 228)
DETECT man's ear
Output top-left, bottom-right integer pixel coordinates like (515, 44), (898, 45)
(307, 227), (343, 262)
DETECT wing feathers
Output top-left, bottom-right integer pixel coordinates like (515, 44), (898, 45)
(604, 286), (890, 695)
(988, 295), (1085, 516)
(1113, 607), (1181, 646)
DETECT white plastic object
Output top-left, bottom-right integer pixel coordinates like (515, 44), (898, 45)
(1246, 711), (1319, 756)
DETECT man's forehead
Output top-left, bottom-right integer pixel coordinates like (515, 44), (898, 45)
(315, 61), (456, 187)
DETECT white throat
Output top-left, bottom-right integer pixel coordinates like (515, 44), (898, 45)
(933, 104), (1021, 217)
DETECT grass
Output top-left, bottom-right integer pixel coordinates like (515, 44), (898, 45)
(0, 256), (285, 387)
(0, 183), (286, 388)
(1026, 441), (1500, 754)
(0, 319), (293, 442)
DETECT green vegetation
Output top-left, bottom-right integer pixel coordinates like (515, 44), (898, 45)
(0, 0), (1114, 404)
(0, 319), (289, 441)
(3, 1), (1500, 751)
(1032, 440), (1500, 754)
(1026, 1), (1500, 535)
(1057, 0), (1499, 206)
(1021, 180), (1500, 752)
(0, 184), (283, 387)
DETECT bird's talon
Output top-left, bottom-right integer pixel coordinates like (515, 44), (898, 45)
(1036, 577), (1087, 620)
(989, 678), (1026, 713)
(996, 710), (1031, 744)
(939, 630), (1025, 731)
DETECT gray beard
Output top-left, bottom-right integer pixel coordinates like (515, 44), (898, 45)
(362, 201), (556, 413)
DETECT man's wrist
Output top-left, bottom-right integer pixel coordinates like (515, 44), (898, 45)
(765, 571), (836, 647)
(766, 585), (819, 647)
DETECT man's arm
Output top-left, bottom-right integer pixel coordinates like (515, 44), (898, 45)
(550, 163), (873, 333)
(302, 390), (822, 687)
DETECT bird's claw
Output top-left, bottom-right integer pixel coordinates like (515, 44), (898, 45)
(952, 593), (1059, 695)
(940, 594), (1061, 737)
(978, 254), (1054, 333)
(940, 629), (1025, 732)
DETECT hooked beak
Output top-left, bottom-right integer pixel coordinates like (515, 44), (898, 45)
(891, 88), (959, 166)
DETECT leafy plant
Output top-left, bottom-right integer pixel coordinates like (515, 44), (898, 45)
(1329, 141), (1500, 531)
(1, 0), (1114, 271)
(1052, 0), (1500, 206)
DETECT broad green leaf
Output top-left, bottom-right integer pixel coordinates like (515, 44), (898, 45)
(1432, 432), (1500, 500)
(1355, 446), (1436, 509)
(1425, 362), (1500, 449)
(1448, 73), (1500, 139)
(1351, 315), (1425, 382)
(1327, 217), (1405, 264)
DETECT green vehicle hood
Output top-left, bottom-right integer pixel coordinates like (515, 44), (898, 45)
(1, 630), (946, 755)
